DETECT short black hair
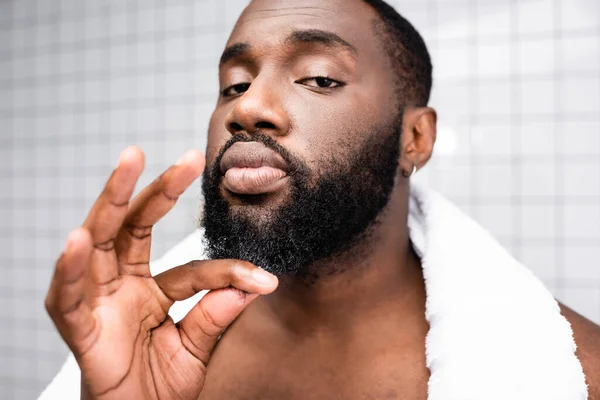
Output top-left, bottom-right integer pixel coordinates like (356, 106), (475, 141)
(362, 0), (433, 107)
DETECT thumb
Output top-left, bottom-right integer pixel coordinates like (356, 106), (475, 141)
(176, 287), (259, 365)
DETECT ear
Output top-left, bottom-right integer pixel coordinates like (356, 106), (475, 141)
(399, 107), (437, 177)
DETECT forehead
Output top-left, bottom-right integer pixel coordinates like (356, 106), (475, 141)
(227, 0), (382, 59)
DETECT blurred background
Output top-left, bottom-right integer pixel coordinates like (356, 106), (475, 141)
(1, 0), (599, 397)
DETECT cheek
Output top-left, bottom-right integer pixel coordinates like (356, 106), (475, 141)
(287, 90), (381, 164)
(205, 109), (230, 166)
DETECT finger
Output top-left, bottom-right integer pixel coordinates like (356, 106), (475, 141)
(115, 149), (205, 275)
(177, 288), (260, 365)
(154, 259), (278, 305)
(46, 228), (99, 354)
(82, 146), (145, 285)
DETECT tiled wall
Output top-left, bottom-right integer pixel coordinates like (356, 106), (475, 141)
(1, 0), (598, 397)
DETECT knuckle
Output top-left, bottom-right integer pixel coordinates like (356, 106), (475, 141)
(200, 304), (224, 331)
(227, 261), (245, 281)
(44, 295), (56, 316)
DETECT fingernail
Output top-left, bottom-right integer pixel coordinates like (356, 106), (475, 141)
(115, 148), (129, 168)
(251, 268), (276, 285)
(175, 149), (197, 165)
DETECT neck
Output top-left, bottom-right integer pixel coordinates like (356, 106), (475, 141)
(255, 187), (427, 340)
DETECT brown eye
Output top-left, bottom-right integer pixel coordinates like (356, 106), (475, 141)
(222, 83), (250, 97)
(299, 77), (342, 89)
(315, 77), (335, 87)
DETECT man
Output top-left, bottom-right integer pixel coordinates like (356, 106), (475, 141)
(42, 0), (599, 399)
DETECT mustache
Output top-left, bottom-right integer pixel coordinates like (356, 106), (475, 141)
(212, 133), (308, 178)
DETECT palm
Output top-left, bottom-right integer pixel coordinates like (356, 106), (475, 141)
(73, 276), (198, 399)
(45, 147), (278, 400)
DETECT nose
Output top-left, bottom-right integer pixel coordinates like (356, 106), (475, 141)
(224, 78), (290, 137)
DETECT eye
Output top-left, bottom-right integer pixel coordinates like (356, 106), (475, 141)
(298, 77), (343, 89)
(221, 83), (250, 97)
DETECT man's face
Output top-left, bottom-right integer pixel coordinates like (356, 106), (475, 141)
(201, 0), (404, 279)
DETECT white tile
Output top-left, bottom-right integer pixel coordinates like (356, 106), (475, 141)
(432, 45), (472, 80)
(558, 121), (600, 156)
(77, 111), (100, 136)
(521, 204), (556, 239)
(476, 81), (512, 115)
(517, 38), (555, 75)
(84, 15), (109, 41)
(517, 121), (556, 156)
(476, 3), (511, 38)
(109, 76), (134, 101)
(193, 66), (220, 97)
(515, 0), (555, 34)
(560, 0), (599, 31)
(520, 163), (557, 197)
(58, 51), (82, 74)
(436, 1), (471, 40)
(137, 6), (161, 34)
(519, 79), (555, 115)
(12, 24), (36, 48)
(34, 55), (55, 77)
(430, 162), (473, 199)
(564, 163), (600, 196)
(135, 41), (158, 67)
(108, 44), (130, 70)
(563, 245), (600, 280)
(132, 74), (157, 99)
(59, 19), (85, 44)
(563, 77), (600, 114)
(83, 79), (109, 104)
(108, 12), (129, 37)
(429, 82), (472, 119)
(476, 42), (511, 77)
(134, 106), (161, 131)
(475, 163), (514, 199)
(564, 204), (600, 241)
(559, 35), (600, 73)
(476, 204), (515, 237)
(35, 86), (58, 108)
(192, 31), (229, 63)
(83, 48), (110, 73)
(107, 107), (130, 133)
(35, 24), (60, 48)
(164, 36), (188, 64)
(165, 3), (192, 31)
(13, 87), (35, 109)
(471, 123), (513, 156)
(192, 0), (222, 28)
(165, 104), (191, 131)
(11, 58), (35, 80)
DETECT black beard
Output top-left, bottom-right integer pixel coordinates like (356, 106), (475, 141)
(201, 116), (402, 282)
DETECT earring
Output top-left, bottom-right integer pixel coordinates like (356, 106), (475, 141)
(403, 165), (417, 178)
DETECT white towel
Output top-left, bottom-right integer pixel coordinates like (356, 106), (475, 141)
(39, 182), (588, 399)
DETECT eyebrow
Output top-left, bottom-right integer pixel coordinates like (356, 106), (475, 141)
(286, 29), (357, 56)
(219, 29), (357, 66)
(219, 42), (251, 66)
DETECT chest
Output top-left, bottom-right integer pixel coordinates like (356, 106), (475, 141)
(198, 336), (429, 400)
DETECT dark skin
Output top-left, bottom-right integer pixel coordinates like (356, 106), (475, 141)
(203, 0), (600, 398)
(200, 0), (433, 398)
(45, 0), (600, 399)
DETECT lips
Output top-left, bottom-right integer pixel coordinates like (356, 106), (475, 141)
(220, 142), (289, 195)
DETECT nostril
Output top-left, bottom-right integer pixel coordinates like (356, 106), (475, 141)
(256, 121), (276, 130)
(229, 122), (244, 132)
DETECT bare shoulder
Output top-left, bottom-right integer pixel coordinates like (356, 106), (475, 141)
(558, 302), (600, 399)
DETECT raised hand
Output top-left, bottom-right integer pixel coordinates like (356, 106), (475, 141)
(45, 147), (279, 400)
